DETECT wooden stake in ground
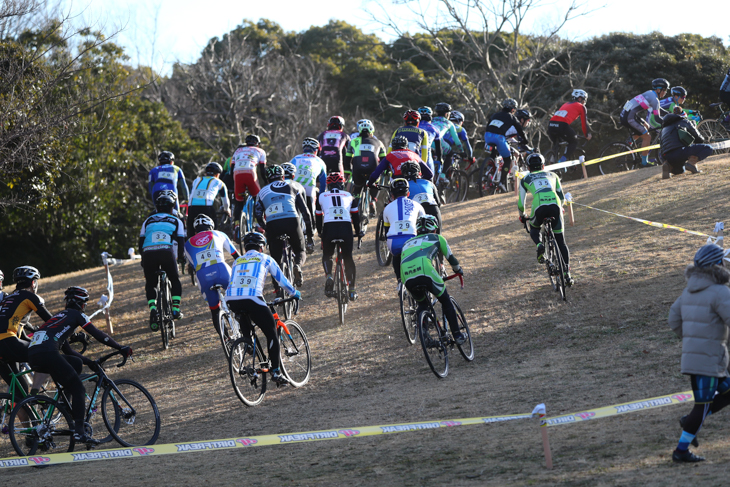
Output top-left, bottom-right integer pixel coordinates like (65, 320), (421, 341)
(567, 202), (575, 227)
(541, 423), (553, 469)
(580, 155), (588, 180)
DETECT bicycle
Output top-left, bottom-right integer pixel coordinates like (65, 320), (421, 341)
(228, 296), (311, 406)
(8, 350), (160, 455)
(544, 137), (587, 176)
(211, 284), (242, 360)
(597, 128), (663, 175)
(479, 144), (514, 196)
(372, 183), (393, 267)
(330, 238), (349, 326)
(697, 102), (730, 154)
(237, 193), (256, 253)
(398, 283), (418, 345)
(522, 215), (568, 301)
(437, 155), (468, 203)
(155, 270), (175, 350)
(414, 274), (474, 378)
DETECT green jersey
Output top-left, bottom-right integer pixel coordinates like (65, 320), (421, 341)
(518, 170), (564, 217)
(400, 233), (459, 296)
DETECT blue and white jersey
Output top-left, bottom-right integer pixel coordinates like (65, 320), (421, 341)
(184, 230), (237, 272)
(255, 181), (299, 223)
(148, 164), (189, 200)
(190, 176), (230, 211)
(407, 179), (438, 206)
(382, 197), (425, 239)
(225, 250), (297, 306)
(290, 153), (327, 197)
(139, 212), (185, 255)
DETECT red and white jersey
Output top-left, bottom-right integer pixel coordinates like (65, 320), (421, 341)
(317, 188), (358, 225)
(231, 146), (267, 174)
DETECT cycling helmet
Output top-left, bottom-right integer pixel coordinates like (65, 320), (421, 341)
(243, 231), (267, 251)
(434, 102), (452, 115)
(572, 89), (588, 101)
(205, 162), (222, 175)
(158, 151), (174, 164)
(13, 266), (40, 286)
(0, 269), (3, 283)
(403, 109), (421, 126)
(694, 243), (725, 268)
(515, 109), (532, 122)
(155, 190), (176, 211)
(671, 86), (687, 98)
(266, 164), (284, 181)
(357, 119), (374, 134)
(400, 161), (421, 180)
(502, 98), (518, 110)
(417, 106), (433, 121)
(391, 135), (409, 150)
(328, 116), (345, 130)
(245, 134), (260, 146)
(281, 162), (296, 179)
(525, 153), (545, 171)
(652, 78), (670, 91)
(326, 172), (346, 189)
(391, 178), (410, 197)
(302, 137), (320, 152)
(449, 110), (464, 125)
(193, 214), (215, 232)
(64, 286), (90, 310)
(416, 215), (439, 234)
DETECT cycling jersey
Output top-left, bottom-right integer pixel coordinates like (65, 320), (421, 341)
(518, 170), (565, 218)
(550, 101), (589, 136)
(231, 146), (267, 174)
(290, 153), (327, 197)
(0, 290), (52, 341)
(190, 176), (230, 212)
(722, 68), (730, 93)
(317, 130), (351, 173)
(647, 98), (699, 128)
(139, 212), (186, 256)
(367, 150), (433, 185)
(317, 188), (358, 225)
(485, 110), (527, 140)
(27, 308), (91, 351)
(443, 125), (472, 159)
(407, 179), (439, 206)
(388, 126), (429, 161)
(255, 180), (310, 229)
(417, 121), (442, 166)
(184, 230), (237, 272)
(225, 250), (297, 306)
(622, 90), (663, 123)
(148, 164), (189, 201)
(383, 197), (426, 240)
(431, 116), (464, 153)
(400, 233), (459, 287)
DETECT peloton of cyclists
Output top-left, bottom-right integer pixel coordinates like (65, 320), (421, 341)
(231, 135), (268, 237)
(148, 151), (190, 216)
(548, 89), (592, 162)
(345, 119), (387, 218)
(318, 116), (351, 175)
(382, 178), (426, 287)
(620, 78), (670, 167)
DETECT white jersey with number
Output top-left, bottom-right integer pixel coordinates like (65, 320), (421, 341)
(382, 197), (425, 238)
(317, 188), (357, 224)
(290, 153), (327, 197)
(232, 146), (267, 174)
(225, 250), (296, 306)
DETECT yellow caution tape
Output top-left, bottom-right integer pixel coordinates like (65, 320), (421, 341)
(542, 391), (693, 427)
(581, 144), (660, 166)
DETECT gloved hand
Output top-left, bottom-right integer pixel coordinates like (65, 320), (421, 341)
(518, 214), (527, 224)
(714, 222), (724, 233)
(120, 346), (133, 358)
(293, 290), (302, 300)
(452, 265), (463, 276)
(85, 359), (101, 373)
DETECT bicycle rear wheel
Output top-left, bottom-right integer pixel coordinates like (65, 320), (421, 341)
(447, 298), (474, 361)
(478, 160), (494, 198)
(102, 379), (161, 447)
(549, 232), (567, 301)
(280, 249), (296, 320)
(9, 395), (75, 456)
(399, 285), (418, 345)
(697, 119), (730, 154)
(229, 335), (267, 406)
(218, 311), (240, 360)
(418, 309), (449, 378)
(279, 320), (311, 387)
(335, 250), (348, 326)
(375, 213), (392, 266)
(446, 169), (468, 203)
(358, 190), (370, 235)
(598, 142), (636, 174)
(159, 280), (172, 349)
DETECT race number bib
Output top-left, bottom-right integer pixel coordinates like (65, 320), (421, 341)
(622, 100), (633, 111)
(402, 237), (425, 251)
(152, 232), (171, 244)
(193, 188), (210, 200)
(158, 171), (175, 181)
(489, 119), (504, 128)
(328, 206), (347, 220)
(297, 166), (312, 180)
(534, 178), (550, 189)
(359, 143), (375, 153)
(553, 110), (568, 118)
(29, 330), (47, 347)
(408, 142), (419, 153)
(395, 219), (412, 233)
(412, 193), (430, 203)
(233, 275), (255, 289)
(196, 249), (219, 265)
(265, 203), (283, 218)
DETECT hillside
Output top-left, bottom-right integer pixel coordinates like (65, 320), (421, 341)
(3, 154), (730, 485)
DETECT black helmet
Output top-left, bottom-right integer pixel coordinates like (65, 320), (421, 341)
(193, 214), (215, 232)
(416, 215), (439, 234)
(391, 178), (409, 197)
(515, 109), (532, 121)
(158, 151), (174, 164)
(155, 190), (176, 211)
(266, 165), (284, 181)
(205, 162), (222, 175)
(245, 134), (260, 146)
(64, 286), (90, 310)
(652, 78), (670, 91)
(392, 135), (409, 150)
(526, 153), (545, 171)
(328, 116), (345, 130)
(502, 98), (517, 110)
(449, 110), (464, 124)
(671, 86), (687, 98)
(13, 266), (40, 286)
(400, 161), (421, 180)
(434, 102), (452, 115)
(243, 232), (267, 251)
(694, 244), (725, 268)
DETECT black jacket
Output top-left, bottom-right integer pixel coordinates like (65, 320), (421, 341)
(660, 113), (704, 155)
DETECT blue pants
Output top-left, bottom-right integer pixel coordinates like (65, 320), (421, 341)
(195, 262), (232, 309)
(483, 133), (511, 159)
(664, 144), (713, 173)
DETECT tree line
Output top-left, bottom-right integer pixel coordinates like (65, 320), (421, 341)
(1, 0), (728, 276)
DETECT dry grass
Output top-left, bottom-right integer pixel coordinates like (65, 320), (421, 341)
(3, 155), (730, 485)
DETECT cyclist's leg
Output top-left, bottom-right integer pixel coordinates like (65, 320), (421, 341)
(321, 226), (336, 276)
(286, 217), (306, 266)
(547, 122), (562, 153)
(341, 230), (356, 289)
(422, 203), (442, 234)
(0, 339), (30, 397)
(557, 123), (578, 160)
(234, 299), (280, 370)
(548, 205), (570, 267)
(227, 299), (255, 344)
(141, 251), (162, 312)
(529, 206), (546, 260)
(404, 275), (431, 313)
(305, 194), (317, 234)
(198, 263), (231, 333)
(434, 286), (459, 335)
(28, 350), (85, 435)
(233, 172), (247, 223)
(159, 250), (183, 316)
(389, 235), (410, 280)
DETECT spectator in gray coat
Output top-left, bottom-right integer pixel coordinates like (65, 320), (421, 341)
(668, 243), (730, 463)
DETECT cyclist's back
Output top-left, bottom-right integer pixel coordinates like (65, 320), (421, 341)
(346, 120), (386, 215)
(148, 151), (189, 213)
(188, 162), (230, 231)
(318, 116), (351, 174)
(401, 161), (441, 232)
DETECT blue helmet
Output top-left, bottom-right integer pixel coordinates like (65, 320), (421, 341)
(694, 244), (725, 268)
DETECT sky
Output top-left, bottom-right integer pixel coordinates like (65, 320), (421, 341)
(64, 0), (728, 76)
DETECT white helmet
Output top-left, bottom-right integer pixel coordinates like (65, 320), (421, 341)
(357, 119), (374, 134)
(572, 89), (587, 101)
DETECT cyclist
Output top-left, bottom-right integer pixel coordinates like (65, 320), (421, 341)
(416, 106), (442, 177)
(400, 215), (465, 344)
(484, 98), (530, 182)
(290, 137), (328, 238)
(548, 89), (592, 162)
(388, 110), (430, 163)
(446, 110), (475, 165)
(184, 214), (241, 334)
(231, 135), (268, 236)
(318, 172), (362, 301)
(660, 111), (711, 179)
(283, 161), (315, 252)
(148, 151), (190, 215)
(668, 243), (730, 463)
(345, 119), (387, 218)
(401, 160), (441, 233)
(382, 178), (426, 285)
(648, 86), (695, 129)
(518, 153), (573, 286)
(367, 135), (433, 187)
(620, 78), (670, 166)
(317, 116), (351, 175)
(431, 102), (464, 178)
(188, 162), (230, 232)
(139, 191), (186, 330)
(225, 232), (301, 385)
(255, 165), (313, 288)
(27, 286), (132, 446)
(0, 266), (53, 398)
(719, 67), (730, 127)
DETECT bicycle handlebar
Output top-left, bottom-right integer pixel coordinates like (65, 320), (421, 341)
(96, 349), (130, 369)
(444, 273), (464, 289)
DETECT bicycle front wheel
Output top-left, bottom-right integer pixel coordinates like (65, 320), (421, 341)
(447, 298), (474, 361)
(9, 395), (75, 456)
(375, 213), (392, 266)
(358, 190), (370, 235)
(335, 254), (347, 326)
(229, 335), (267, 406)
(598, 142), (636, 175)
(697, 119), (730, 154)
(549, 233), (567, 301)
(280, 251), (296, 320)
(0, 393), (17, 458)
(279, 320), (311, 387)
(399, 285), (418, 345)
(418, 309), (449, 378)
(102, 379), (161, 447)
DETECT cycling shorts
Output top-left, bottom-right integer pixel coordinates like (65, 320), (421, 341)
(691, 375), (730, 404)
(529, 204), (564, 234)
(620, 107), (648, 136)
(196, 262), (232, 309)
(387, 234), (414, 255)
(547, 121), (577, 145)
(321, 155), (344, 175)
(483, 132), (511, 159)
(234, 171), (260, 201)
(351, 157), (378, 187)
